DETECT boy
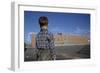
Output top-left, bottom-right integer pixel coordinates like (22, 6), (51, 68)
(36, 16), (56, 61)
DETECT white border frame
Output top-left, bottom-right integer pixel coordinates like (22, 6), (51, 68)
(11, 2), (97, 71)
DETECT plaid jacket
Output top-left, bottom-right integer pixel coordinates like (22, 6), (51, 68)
(36, 28), (55, 55)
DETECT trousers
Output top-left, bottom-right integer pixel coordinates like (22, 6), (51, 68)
(36, 49), (53, 61)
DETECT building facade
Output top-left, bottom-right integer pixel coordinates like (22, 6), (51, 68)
(31, 32), (89, 48)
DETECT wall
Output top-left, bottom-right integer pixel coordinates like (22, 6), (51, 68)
(0, 0), (100, 73)
(31, 33), (89, 48)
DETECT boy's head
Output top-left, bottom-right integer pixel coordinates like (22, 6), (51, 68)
(39, 16), (48, 28)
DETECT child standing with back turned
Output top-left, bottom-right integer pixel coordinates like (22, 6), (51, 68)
(36, 16), (56, 61)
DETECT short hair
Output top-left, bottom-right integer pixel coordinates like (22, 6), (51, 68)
(39, 16), (48, 27)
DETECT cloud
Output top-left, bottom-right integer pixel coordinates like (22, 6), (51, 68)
(25, 32), (38, 43)
(49, 27), (59, 32)
(72, 26), (90, 38)
(74, 27), (89, 34)
(28, 32), (37, 35)
(75, 27), (84, 33)
(49, 26), (66, 33)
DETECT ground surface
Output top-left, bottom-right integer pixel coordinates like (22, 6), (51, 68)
(24, 45), (90, 61)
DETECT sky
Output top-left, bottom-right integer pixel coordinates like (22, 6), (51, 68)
(24, 11), (90, 44)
